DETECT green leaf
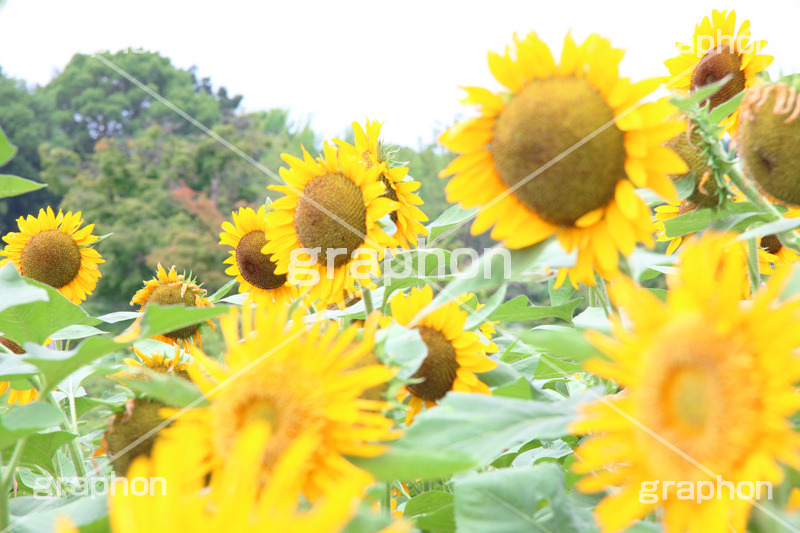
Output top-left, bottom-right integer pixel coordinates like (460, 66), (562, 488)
(49, 325), (107, 341)
(0, 175), (47, 199)
(493, 377), (536, 400)
(405, 491), (456, 532)
(208, 279), (236, 303)
(518, 326), (607, 364)
(96, 311), (141, 324)
(121, 304), (227, 341)
(663, 202), (759, 238)
(427, 205), (479, 242)
(486, 296), (582, 324)
(708, 91), (745, 125)
(9, 495), (109, 533)
(119, 372), (209, 408)
(0, 403), (64, 449)
(348, 446), (478, 481)
(534, 354), (583, 380)
(23, 337), (125, 389)
(396, 393), (584, 464)
(669, 74), (732, 112)
(0, 264), (48, 314)
(673, 173), (697, 200)
(0, 268), (100, 346)
(548, 278), (576, 306)
(17, 430), (77, 476)
(73, 394), (127, 418)
(0, 124), (17, 167)
(453, 463), (593, 533)
(737, 216), (800, 241)
(463, 285), (507, 330)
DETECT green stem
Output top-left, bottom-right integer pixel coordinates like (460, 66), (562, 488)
(43, 391), (87, 479)
(746, 235), (761, 296)
(0, 436), (29, 530)
(362, 287), (375, 315)
(382, 481), (392, 517)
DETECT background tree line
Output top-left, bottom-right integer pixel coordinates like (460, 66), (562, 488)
(0, 50), (472, 314)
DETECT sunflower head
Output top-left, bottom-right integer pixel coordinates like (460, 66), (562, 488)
(220, 205), (298, 307)
(571, 233), (800, 532)
(129, 264), (213, 349)
(439, 31), (686, 287)
(339, 120), (429, 248)
(0, 207), (104, 303)
(738, 81), (800, 207)
(102, 398), (168, 477)
(0, 337), (39, 405)
(663, 125), (719, 207)
(263, 143), (398, 307)
(120, 346), (191, 380)
(166, 303), (399, 501)
(386, 286), (497, 424)
(664, 9), (772, 134)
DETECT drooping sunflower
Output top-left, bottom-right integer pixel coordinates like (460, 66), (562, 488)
(219, 205), (298, 306)
(571, 233), (800, 533)
(164, 303), (399, 501)
(664, 9), (772, 135)
(0, 337), (39, 405)
(263, 143), (398, 307)
(110, 419), (374, 532)
(439, 32), (686, 289)
(386, 286), (497, 424)
(338, 120), (429, 248)
(126, 264), (214, 349)
(0, 207), (104, 303)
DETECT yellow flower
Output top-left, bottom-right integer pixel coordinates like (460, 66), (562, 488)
(439, 32), (686, 288)
(110, 420), (370, 532)
(263, 143), (398, 307)
(164, 303), (399, 501)
(126, 264), (213, 350)
(571, 233), (800, 533)
(757, 234), (799, 271)
(386, 286), (497, 424)
(0, 337), (39, 405)
(120, 346), (190, 378)
(219, 205), (298, 306)
(0, 206), (103, 303)
(664, 9), (772, 135)
(339, 119), (429, 248)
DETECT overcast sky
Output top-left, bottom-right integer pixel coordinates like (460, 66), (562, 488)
(1, 0), (798, 147)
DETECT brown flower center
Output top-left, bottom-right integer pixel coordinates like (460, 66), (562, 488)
(677, 199), (698, 215)
(760, 234), (782, 254)
(0, 337), (25, 355)
(491, 77), (626, 226)
(19, 230), (82, 289)
(236, 231), (286, 290)
(294, 173), (367, 268)
(407, 326), (459, 401)
(690, 47), (745, 109)
(145, 284), (200, 339)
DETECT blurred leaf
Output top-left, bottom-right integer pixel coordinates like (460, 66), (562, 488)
(708, 91), (745, 125)
(493, 377), (536, 400)
(405, 491), (456, 532)
(378, 323), (427, 380)
(453, 463), (593, 533)
(663, 202), (759, 238)
(96, 312), (140, 324)
(0, 175), (46, 198)
(396, 393), (585, 465)
(463, 285), (506, 330)
(0, 403), (64, 449)
(9, 495), (109, 533)
(669, 74), (731, 112)
(23, 337), (124, 389)
(119, 372), (209, 408)
(49, 325), (107, 341)
(120, 304), (226, 341)
(348, 446), (478, 481)
(548, 278), (576, 306)
(737, 216), (800, 240)
(208, 279), (236, 303)
(519, 326), (607, 364)
(73, 394), (127, 418)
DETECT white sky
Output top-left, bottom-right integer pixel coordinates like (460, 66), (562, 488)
(1, 0), (798, 147)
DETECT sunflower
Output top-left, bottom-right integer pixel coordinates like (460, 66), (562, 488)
(654, 199), (698, 254)
(0, 337), (39, 405)
(571, 233), (800, 533)
(163, 303), (398, 501)
(0, 206), (103, 304)
(664, 9), (772, 135)
(219, 205), (298, 306)
(758, 233), (800, 268)
(338, 120), (429, 248)
(386, 286), (497, 424)
(110, 419), (372, 532)
(120, 346), (190, 379)
(263, 143), (398, 307)
(127, 264), (214, 350)
(439, 32), (686, 289)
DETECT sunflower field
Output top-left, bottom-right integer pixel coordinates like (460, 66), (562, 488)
(4, 8), (800, 533)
